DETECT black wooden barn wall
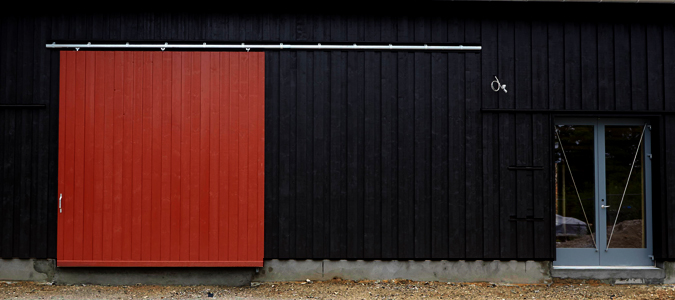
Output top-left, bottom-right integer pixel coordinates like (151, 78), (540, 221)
(1, 5), (675, 260)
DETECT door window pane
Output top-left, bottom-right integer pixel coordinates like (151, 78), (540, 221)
(605, 126), (646, 249)
(555, 125), (596, 249)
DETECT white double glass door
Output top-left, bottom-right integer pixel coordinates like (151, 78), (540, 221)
(554, 118), (653, 266)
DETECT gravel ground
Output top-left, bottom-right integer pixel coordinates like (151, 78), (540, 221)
(2, 278), (675, 299)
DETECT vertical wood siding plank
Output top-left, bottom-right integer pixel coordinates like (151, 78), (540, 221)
(465, 19), (483, 259)
(131, 52), (143, 261)
(346, 50), (359, 259)
(515, 114), (534, 259)
(73, 51), (86, 261)
(663, 24), (675, 112)
(447, 19), (466, 259)
(497, 19), (517, 256)
(481, 19), (500, 259)
(498, 20), (515, 110)
(499, 112), (517, 259)
(16, 18), (34, 258)
(209, 52), (220, 261)
(47, 31), (60, 259)
(246, 53), (257, 261)
(365, 51), (382, 259)
(533, 113), (552, 259)
(431, 51), (449, 259)
(160, 53), (172, 261)
(258, 52), (266, 261)
(190, 52), (201, 261)
(62, 51), (73, 260)
(297, 51), (310, 258)
(102, 51), (114, 261)
(219, 52), (231, 261)
(170, 52), (182, 261)
(180, 52), (192, 261)
(280, 51), (298, 257)
(151, 52), (163, 261)
(83, 51), (95, 261)
(228, 52), (240, 261)
(329, 51), (348, 258)
(312, 51), (330, 258)
(248, 53), (261, 262)
(91, 51), (104, 260)
(380, 17), (398, 260)
(0, 18), (18, 257)
(413, 52), (431, 259)
(141, 52), (153, 260)
(237, 53), (250, 261)
(646, 24), (664, 111)
(112, 51), (124, 261)
(397, 52), (415, 258)
(548, 22), (564, 110)
(614, 23), (631, 110)
(580, 22), (598, 111)
(278, 51), (292, 258)
(264, 51), (279, 258)
(532, 23), (552, 260)
(597, 22), (615, 111)
(564, 21), (581, 110)
(199, 52), (211, 261)
(531, 21), (549, 110)
(515, 21), (533, 259)
(122, 51), (134, 261)
(630, 23), (647, 111)
(356, 51), (365, 259)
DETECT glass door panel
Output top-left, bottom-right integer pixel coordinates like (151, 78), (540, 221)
(604, 126), (646, 249)
(555, 125), (596, 249)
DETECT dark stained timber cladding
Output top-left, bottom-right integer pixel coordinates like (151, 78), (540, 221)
(4, 9), (675, 260)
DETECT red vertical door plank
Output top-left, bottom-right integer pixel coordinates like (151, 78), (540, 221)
(180, 52), (191, 261)
(112, 51), (124, 261)
(63, 51), (75, 261)
(238, 53), (249, 261)
(161, 52), (172, 261)
(131, 52), (144, 261)
(102, 51), (115, 261)
(122, 51), (134, 261)
(199, 52), (211, 261)
(151, 51), (163, 261)
(170, 52), (182, 261)
(73, 51), (86, 261)
(218, 52), (231, 262)
(141, 52), (153, 261)
(83, 51), (96, 261)
(190, 52), (201, 261)
(244, 52), (254, 262)
(228, 52), (240, 261)
(258, 52), (266, 260)
(247, 53), (259, 262)
(57, 52), (66, 262)
(251, 52), (262, 262)
(92, 52), (105, 261)
(208, 52), (220, 261)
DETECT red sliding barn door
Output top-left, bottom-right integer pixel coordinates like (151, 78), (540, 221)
(57, 51), (264, 267)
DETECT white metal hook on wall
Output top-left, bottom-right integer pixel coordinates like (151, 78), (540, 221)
(491, 76), (507, 93)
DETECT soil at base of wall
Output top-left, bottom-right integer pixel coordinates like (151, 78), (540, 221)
(2, 278), (675, 299)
